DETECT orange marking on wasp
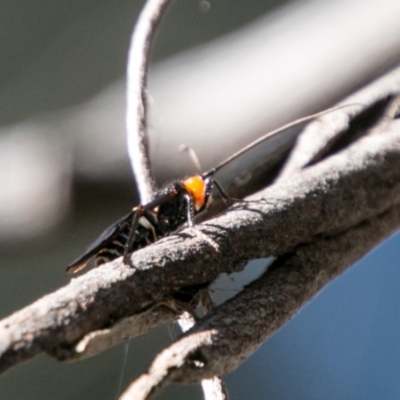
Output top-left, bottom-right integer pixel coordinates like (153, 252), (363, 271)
(182, 175), (207, 211)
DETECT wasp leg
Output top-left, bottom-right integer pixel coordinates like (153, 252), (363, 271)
(183, 193), (220, 251)
(213, 178), (253, 205)
(213, 179), (236, 205)
(184, 194), (196, 227)
(123, 206), (144, 265)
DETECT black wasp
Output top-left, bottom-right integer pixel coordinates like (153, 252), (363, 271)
(66, 105), (355, 274)
(66, 172), (221, 273)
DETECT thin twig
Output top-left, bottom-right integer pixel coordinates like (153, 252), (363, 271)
(174, 303), (230, 400)
(126, 0), (174, 203)
(124, 3), (175, 399)
(125, 1), (229, 398)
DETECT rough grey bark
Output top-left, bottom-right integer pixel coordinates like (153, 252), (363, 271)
(121, 204), (400, 400)
(0, 109), (399, 381)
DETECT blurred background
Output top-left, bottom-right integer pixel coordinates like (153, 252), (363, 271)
(1, 0), (400, 399)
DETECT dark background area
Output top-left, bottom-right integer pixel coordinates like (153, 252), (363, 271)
(1, 1), (400, 399)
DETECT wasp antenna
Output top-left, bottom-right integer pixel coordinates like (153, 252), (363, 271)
(179, 144), (202, 174)
(204, 103), (364, 176)
(202, 167), (216, 179)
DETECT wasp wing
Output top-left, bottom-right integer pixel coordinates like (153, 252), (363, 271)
(66, 211), (134, 274)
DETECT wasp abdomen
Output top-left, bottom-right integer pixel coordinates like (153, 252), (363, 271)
(94, 214), (160, 266)
(95, 231), (129, 266)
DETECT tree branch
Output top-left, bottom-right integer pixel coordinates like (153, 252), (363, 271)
(121, 203), (400, 399)
(279, 68), (400, 178)
(1, 115), (400, 377)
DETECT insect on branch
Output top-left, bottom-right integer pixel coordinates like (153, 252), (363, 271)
(1, 1), (400, 398)
(1, 105), (400, 381)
